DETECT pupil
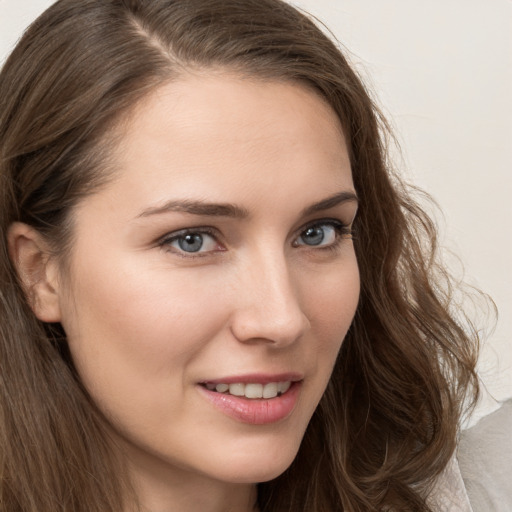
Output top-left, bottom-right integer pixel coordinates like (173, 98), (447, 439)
(303, 227), (324, 246)
(178, 234), (203, 252)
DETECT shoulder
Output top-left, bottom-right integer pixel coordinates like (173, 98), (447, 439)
(457, 399), (512, 512)
(427, 455), (473, 512)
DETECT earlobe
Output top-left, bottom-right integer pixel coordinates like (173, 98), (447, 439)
(7, 222), (62, 323)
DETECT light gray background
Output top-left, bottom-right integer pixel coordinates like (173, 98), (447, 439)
(1, 0), (511, 422)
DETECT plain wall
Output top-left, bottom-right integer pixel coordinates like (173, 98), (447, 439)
(1, 0), (511, 421)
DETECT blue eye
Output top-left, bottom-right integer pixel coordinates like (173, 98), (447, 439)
(294, 221), (350, 248)
(161, 230), (220, 254)
(174, 233), (204, 253)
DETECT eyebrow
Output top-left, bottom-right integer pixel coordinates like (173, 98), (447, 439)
(137, 200), (249, 219)
(136, 191), (358, 220)
(301, 191), (358, 216)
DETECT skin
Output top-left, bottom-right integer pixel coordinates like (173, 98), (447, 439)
(10, 73), (360, 512)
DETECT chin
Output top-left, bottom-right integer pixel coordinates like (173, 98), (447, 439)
(217, 461), (294, 485)
(208, 438), (302, 485)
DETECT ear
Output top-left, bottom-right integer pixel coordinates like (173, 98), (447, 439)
(7, 222), (62, 323)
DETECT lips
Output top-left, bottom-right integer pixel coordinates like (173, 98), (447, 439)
(198, 373), (302, 424)
(203, 381), (292, 399)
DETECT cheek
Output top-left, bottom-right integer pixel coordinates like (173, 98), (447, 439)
(307, 257), (360, 347)
(307, 261), (359, 397)
(59, 255), (232, 399)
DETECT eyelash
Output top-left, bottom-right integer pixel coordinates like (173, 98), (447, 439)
(157, 219), (353, 258)
(158, 227), (220, 258)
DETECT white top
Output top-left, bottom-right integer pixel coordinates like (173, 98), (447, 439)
(427, 456), (473, 511)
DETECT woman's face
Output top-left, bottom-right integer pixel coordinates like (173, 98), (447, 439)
(57, 74), (359, 497)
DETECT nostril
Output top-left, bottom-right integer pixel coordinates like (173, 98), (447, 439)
(229, 258), (309, 345)
(229, 303), (309, 346)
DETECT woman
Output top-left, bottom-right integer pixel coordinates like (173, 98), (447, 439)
(0, 0), (480, 510)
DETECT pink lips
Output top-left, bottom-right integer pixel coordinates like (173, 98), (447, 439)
(198, 373), (302, 425)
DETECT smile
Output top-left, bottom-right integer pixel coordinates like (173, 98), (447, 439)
(203, 381), (292, 399)
(199, 379), (301, 424)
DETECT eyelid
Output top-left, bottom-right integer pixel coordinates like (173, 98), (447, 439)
(155, 217), (353, 257)
(157, 226), (225, 257)
(294, 218), (352, 239)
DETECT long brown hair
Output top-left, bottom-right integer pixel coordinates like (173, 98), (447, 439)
(0, 0), (479, 510)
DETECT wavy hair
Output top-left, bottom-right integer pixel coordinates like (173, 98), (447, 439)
(0, 0), (479, 510)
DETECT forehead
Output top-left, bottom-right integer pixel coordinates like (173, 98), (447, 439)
(123, 73), (346, 152)
(80, 73), (353, 221)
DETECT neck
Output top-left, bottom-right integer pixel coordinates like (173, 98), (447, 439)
(133, 477), (259, 512)
(122, 446), (259, 512)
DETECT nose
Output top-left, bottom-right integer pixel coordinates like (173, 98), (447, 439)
(229, 250), (310, 347)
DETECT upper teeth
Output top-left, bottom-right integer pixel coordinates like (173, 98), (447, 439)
(205, 381), (291, 399)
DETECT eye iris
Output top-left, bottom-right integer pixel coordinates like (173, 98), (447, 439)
(302, 226), (325, 246)
(178, 234), (203, 252)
